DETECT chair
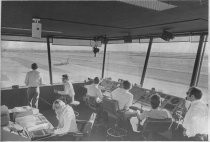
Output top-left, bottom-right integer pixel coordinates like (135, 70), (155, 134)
(142, 117), (173, 140)
(102, 98), (127, 140)
(70, 101), (80, 117)
(85, 95), (104, 130)
(39, 113), (97, 141)
(72, 113), (97, 140)
(102, 97), (122, 123)
(85, 96), (97, 112)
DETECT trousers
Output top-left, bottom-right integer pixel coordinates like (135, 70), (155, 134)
(27, 87), (40, 108)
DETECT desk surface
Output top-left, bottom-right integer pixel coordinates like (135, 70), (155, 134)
(17, 113), (53, 139)
(2, 112), (54, 141)
(1, 128), (30, 141)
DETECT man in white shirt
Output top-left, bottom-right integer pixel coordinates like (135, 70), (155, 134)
(129, 94), (171, 133)
(182, 87), (208, 141)
(54, 74), (75, 104)
(84, 77), (103, 119)
(137, 94), (172, 121)
(25, 63), (42, 108)
(52, 99), (78, 134)
(111, 80), (137, 119)
(84, 77), (103, 102)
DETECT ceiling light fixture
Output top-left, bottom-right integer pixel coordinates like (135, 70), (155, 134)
(118, 0), (177, 11)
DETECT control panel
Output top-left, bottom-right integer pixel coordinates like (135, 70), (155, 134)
(99, 78), (119, 92)
(86, 78), (186, 119)
(130, 85), (186, 117)
(129, 85), (152, 107)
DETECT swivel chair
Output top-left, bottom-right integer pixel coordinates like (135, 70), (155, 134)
(85, 95), (104, 130)
(102, 98), (127, 140)
(40, 113), (97, 141)
(85, 96), (98, 112)
(72, 112), (97, 140)
(142, 117), (173, 141)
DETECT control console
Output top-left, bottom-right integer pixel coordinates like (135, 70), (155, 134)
(87, 78), (187, 119)
(130, 84), (186, 118)
(99, 78), (119, 92)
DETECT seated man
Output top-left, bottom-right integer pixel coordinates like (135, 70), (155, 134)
(84, 77), (103, 103)
(137, 94), (172, 124)
(84, 77), (103, 118)
(52, 99), (78, 135)
(111, 80), (138, 119)
(181, 87), (208, 141)
(54, 74), (75, 104)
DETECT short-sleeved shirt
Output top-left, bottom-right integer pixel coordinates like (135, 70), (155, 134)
(58, 81), (75, 97)
(183, 100), (208, 137)
(85, 84), (103, 100)
(25, 70), (42, 87)
(111, 88), (133, 111)
(139, 108), (172, 121)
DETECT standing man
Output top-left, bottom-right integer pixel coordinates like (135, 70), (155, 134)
(54, 74), (75, 104)
(182, 87), (208, 141)
(25, 63), (42, 108)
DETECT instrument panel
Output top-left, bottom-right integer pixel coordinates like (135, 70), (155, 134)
(99, 78), (119, 92)
(97, 78), (186, 118)
(131, 85), (186, 118)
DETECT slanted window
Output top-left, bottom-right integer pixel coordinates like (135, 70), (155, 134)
(143, 36), (200, 98)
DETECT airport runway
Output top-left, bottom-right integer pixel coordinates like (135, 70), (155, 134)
(1, 50), (208, 101)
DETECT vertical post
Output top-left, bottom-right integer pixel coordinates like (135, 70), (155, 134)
(195, 35), (207, 86)
(140, 37), (153, 87)
(47, 37), (53, 85)
(190, 34), (205, 87)
(101, 41), (107, 79)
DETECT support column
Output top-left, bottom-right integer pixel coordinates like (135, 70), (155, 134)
(47, 37), (53, 85)
(140, 37), (153, 87)
(101, 40), (107, 79)
(190, 34), (205, 87)
(195, 35), (207, 86)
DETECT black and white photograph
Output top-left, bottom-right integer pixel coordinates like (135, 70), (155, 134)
(1, 0), (209, 141)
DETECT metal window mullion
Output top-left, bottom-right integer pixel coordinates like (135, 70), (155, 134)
(101, 42), (107, 79)
(190, 34), (205, 87)
(47, 37), (53, 85)
(195, 35), (208, 86)
(140, 37), (153, 87)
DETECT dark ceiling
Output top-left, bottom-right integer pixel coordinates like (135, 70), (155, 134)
(1, 0), (208, 40)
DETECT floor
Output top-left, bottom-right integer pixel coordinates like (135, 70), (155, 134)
(40, 102), (145, 141)
(39, 101), (186, 141)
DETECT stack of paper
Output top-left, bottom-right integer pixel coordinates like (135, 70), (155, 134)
(15, 115), (49, 132)
(15, 115), (36, 128)
(13, 106), (31, 113)
(31, 108), (39, 115)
